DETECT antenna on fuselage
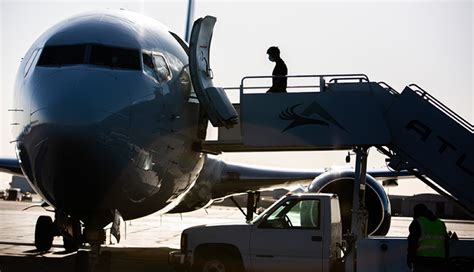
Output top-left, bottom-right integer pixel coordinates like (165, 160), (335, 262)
(184, 0), (195, 42)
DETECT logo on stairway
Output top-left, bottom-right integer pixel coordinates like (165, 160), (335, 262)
(279, 102), (348, 133)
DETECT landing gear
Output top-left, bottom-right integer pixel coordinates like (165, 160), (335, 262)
(34, 212), (83, 252)
(83, 227), (106, 272)
(34, 215), (54, 251)
(55, 212), (83, 252)
(62, 219), (82, 252)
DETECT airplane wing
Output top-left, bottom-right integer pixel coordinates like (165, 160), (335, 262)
(212, 159), (324, 198)
(0, 157), (24, 176)
(204, 155), (413, 199)
(169, 155), (413, 214)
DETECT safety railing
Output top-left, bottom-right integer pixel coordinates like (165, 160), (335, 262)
(236, 74), (370, 95)
(377, 81), (400, 96)
(409, 83), (473, 133)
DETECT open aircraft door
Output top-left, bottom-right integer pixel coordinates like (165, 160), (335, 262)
(189, 16), (238, 128)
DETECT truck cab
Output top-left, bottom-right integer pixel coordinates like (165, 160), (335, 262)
(170, 193), (343, 272)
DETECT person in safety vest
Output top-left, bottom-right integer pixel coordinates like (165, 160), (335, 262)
(407, 203), (449, 272)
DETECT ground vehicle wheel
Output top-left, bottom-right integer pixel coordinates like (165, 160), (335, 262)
(200, 252), (240, 272)
(34, 215), (54, 251)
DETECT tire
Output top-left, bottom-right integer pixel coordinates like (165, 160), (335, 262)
(63, 220), (82, 252)
(200, 252), (242, 272)
(63, 235), (80, 252)
(35, 215), (54, 251)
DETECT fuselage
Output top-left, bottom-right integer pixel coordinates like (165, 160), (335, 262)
(11, 10), (205, 226)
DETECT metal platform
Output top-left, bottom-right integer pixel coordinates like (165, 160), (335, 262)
(195, 74), (473, 214)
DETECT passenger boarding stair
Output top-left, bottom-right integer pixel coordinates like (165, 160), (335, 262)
(382, 84), (473, 213)
(188, 16), (473, 214)
(198, 77), (473, 214)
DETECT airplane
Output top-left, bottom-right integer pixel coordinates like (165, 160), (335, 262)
(0, 10), (409, 252)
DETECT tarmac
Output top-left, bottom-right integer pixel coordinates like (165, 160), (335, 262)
(0, 196), (473, 272)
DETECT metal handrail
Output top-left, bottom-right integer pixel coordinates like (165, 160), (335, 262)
(377, 81), (399, 96)
(239, 74), (370, 95)
(408, 83), (473, 132)
(328, 77), (369, 83)
(225, 85), (320, 91)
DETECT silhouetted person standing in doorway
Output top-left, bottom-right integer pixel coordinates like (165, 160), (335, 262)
(407, 203), (449, 272)
(266, 46), (287, 93)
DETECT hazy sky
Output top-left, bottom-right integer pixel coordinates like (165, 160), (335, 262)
(0, 0), (472, 195)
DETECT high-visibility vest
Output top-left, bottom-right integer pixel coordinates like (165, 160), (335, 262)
(416, 217), (446, 258)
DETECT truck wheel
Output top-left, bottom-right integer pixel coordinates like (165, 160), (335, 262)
(201, 252), (236, 272)
(35, 215), (54, 251)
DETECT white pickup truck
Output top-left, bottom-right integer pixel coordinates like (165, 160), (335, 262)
(169, 193), (474, 272)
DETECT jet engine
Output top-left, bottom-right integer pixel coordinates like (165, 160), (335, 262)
(308, 170), (391, 236)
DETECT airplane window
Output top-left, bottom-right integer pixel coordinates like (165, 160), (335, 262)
(142, 52), (172, 83)
(24, 48), (40, 77)
(90, 45), (140, 70)
(142, 53), (157, 80)
(37, 45), (87, 66)
(37, 44), (140, 70)
(152, 54), (172, 81)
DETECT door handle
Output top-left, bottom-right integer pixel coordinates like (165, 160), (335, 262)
(311, 236), (322, 242)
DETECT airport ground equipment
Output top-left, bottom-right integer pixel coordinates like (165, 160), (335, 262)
(190, 17), (473, 216)
(196, 77), (473, 214)
(4, 188), (22, 201)
(188, 15), (473, 272)
(169, 193), (474, 272)
(197, 77), (473, 272)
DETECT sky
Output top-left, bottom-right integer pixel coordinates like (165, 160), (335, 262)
(0, 0), (472, 195)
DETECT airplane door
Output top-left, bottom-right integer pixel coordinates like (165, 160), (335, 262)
(188, 16), (238, 128)
(249, 198), (323, 272)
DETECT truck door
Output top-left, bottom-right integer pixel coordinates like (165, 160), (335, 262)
(188, 16), (238, 128)
(249, 198), (324, 272)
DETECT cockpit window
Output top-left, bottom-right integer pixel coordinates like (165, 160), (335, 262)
(153, 55), (171, 81)
(142, 53), (156, 79)
(90, 45), (140, 70)
(24, 48), (41, 77)
(37, 45), (87, 66)
(36, 44), (140, 70)
(142, 52), (172, 83)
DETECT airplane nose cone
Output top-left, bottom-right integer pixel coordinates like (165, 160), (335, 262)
(23, 68), (137, 213)
(23, 130), (133, 217)
(30, 68), (131, 128)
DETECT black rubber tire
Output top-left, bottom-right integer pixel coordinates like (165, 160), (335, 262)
(34, 215), (54, 251)
(63, 235), (80, 252)
(200, 252), (242, 272)
(63, 220), (82, 252)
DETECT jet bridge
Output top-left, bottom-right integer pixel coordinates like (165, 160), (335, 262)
(188, 16), (473, 214)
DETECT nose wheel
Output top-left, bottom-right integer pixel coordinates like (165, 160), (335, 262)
(34, 215), (55, 251)
(34, 213), (84, 252)
(63, 219), (82, 252)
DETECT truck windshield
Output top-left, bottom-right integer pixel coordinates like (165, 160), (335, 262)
(257, 198), (320, 229)
(251, 196), (288, 224)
